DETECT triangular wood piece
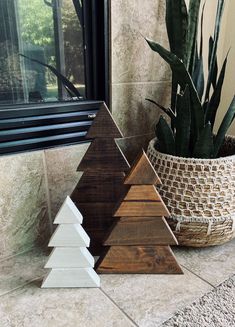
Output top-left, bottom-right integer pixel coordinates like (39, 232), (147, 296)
(77, 138), (130, 172)
(124, 150), (161, 185)
(45, 247), (95, 268)
(41, 267), (100, 288)
(96, 245), (183, 274)
(54, 196), (83, 224)
(86, 103), (123, 139)
(48, 224), (90, 247)
(124, 185), (161, 201)
(72, 172), (127, 203)
(104, 217), (178, 246)
(114, 200), (170, 217)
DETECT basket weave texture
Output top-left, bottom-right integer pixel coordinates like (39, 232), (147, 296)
(147, 135), (235, 247)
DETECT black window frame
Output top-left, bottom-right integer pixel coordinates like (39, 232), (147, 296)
(0, 0), (110, 155)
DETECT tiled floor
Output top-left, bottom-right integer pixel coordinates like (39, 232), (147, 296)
(0, 239), (234, 327)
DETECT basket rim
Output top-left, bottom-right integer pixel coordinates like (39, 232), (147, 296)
(149, 136), (235, 164)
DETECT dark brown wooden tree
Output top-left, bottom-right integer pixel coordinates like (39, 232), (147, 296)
(71, 103), (130, 255)
(96, 151), (183, 274)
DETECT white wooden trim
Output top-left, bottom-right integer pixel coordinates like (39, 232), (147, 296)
(48, 224), (90, 247)
(54, 196), (83, 224)
(41, 268), (100, 288)
(45, 247), (94, 268)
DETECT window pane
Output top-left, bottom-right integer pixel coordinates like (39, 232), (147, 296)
(0, 0), (85, 105)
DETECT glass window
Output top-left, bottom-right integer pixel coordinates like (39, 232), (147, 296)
(0, 0), (85, 105)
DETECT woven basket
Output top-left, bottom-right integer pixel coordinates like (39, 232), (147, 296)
(147, 135), (235, 247)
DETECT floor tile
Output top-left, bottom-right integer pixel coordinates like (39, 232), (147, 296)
(174, 238), (235, 287)
(0, 249), (46, 296)
(0, 281), (135, 327)
(100, 269), (212, 327)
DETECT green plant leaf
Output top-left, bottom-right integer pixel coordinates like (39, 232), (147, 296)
(145, 38), (204, 142)
(186, 0), (201, 75)
(214, 96), (235, 157)
(192, 55), (204, 100)
(175, 85), (191, 157)
(205, 0), (224, 100)
(155, 116), (175, 155)
(199, 2), (206, 58)
(191, 2), (205, 100)
(208, 37), (218, 89)
(205, 53), (228, 128)
(145, 98), (176, 125)
(193, 122), (214, 158)
(165, 0), (188, 60)
(72, 0), (83, 25)
(20, 54), (82, 99)
(165, 0), (188, 112)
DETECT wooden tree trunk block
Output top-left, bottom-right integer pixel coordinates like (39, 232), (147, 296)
(96, 245), (183, 274)
(72, 172), (127, 202)
(114, 201), (170, 217)
(104, 217), (178, 246)
(77, 138), (130, 172)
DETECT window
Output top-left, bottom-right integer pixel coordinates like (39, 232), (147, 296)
(0, 0), (109, 154)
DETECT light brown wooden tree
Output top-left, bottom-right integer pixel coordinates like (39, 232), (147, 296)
(96, 151), (183, 274)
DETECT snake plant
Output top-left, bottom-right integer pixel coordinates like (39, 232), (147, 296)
(146, 0), (235, 158)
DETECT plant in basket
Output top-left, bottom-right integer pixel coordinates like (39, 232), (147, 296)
(145, 0), (235, 247)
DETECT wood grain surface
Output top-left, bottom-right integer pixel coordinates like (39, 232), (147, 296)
(96, 245), (183, 274)
(86, 103), (123, 139)
(123, 185), (161, 201)
(114, 200), (170, 217)
(72, 172), (128, 202)
(104, 217), (178, 246)
(77, 138), (130, 172)
(124, 151), (162, 185)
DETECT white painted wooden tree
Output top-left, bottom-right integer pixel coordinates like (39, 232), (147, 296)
(41, 196), (100, 288)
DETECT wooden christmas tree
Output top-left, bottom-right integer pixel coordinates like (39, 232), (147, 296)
(71, 103), (130, 255)
(96, 151), (183, 274)
(41, 196), (100, 288)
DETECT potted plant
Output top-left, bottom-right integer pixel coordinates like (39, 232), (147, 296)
(146, 0), (235, 246)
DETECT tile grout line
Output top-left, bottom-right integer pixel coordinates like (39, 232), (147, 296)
(100, 288), (139, 327)
(0, 247), (35, 264)
(181, 264), (216, 288)
(112, 80), (171, 86)
(0, 276), (44, 298)
(42, 151), (53, 234)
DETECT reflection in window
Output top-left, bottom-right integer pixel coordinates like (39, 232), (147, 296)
(0, 0), (85, 105)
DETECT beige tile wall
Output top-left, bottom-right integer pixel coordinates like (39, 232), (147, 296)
(0, 151), (50, 260)
(0, 0), (170, 259)
(0, 144), (87, 260)
(111, 0), (171, 137)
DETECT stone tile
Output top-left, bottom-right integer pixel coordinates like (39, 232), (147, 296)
(0, 151), (50, 260)
(111, 0), (171, 83)
(44, 143), (90, 220)
(0, 282), (135, 327)
(174, 238), (235, 287)
(112, 82), (171, 137)
(0, 249), (46, 296)
(100, 269), (212, 327)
